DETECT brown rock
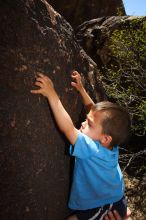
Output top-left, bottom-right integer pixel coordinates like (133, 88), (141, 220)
(48, 0), (126, 27)
(0, 0), (105, 219)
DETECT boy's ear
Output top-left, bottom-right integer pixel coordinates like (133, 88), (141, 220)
(100, 134), (112, 147)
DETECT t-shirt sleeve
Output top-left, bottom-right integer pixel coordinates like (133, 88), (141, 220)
(69, 131), (100, 159)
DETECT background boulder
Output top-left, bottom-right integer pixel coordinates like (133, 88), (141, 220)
(76, 16), (146, 143)
(0, 0), (105, 219)
(49, 0), (126, 27)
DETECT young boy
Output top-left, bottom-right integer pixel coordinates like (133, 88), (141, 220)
(31, 71), (130, 220)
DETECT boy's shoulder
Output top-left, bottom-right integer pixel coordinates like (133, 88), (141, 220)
(77, 131), (118, 150)
(73, 131), (119, 159)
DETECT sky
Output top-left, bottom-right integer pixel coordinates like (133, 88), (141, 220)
(123, 0), (146, 16)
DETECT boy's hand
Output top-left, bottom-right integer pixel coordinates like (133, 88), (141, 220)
(31, 72), (54, 98)
(71, 71), (84, 92)
(104, 210), (121, 220)
(71, 70), (94, 111)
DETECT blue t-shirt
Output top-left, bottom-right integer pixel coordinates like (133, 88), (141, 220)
(68, 131), (125, 210)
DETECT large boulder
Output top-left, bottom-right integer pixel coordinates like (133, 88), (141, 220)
(49, 0), (126, 27)
(0, 0), (105, 219)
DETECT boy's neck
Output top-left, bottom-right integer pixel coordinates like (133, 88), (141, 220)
(101, 142), (114, 151)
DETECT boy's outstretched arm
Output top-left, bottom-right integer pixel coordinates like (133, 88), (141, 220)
(31, 73), (78, 145)
(71, 71), (95, 111)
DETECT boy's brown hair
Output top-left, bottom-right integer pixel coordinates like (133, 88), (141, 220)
(92, 101), (131, 147)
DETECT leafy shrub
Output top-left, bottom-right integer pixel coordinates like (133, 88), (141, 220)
(101, 18), (146, 136)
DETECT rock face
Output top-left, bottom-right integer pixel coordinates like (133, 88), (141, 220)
(49, 0), (126, 27)
(0, 0), (105, 219)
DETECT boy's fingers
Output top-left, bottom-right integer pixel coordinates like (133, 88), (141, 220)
(104, 216), (110, 220)
(72, 71), (80, 77)
(36, 72), (49, 80)
(30, 89), (42, 94)
(71, 75), (78, 79)
(36, 77), (46, 83)
(35, 72), (53, 84)
(106, 210), (121, 220)
(113, 210), (121, 219)
(71, 82), (77, 87)
(36, 72), (45, 77)
(72, 70), (78, 74)
(71, 75), (81, 83)
(35, 82), (43, 87)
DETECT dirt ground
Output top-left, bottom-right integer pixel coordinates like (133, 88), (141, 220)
(120, 151), (146, 220)
(124, 172), (146, 220)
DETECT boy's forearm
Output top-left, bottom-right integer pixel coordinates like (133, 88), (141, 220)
(79, 87), (95, 111)
(46, 89), (78, 144)
(31, 72), (78, 144)
(47, 90), (74, 132)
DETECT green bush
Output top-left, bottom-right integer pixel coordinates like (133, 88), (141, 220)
(101, 18), (146, 136)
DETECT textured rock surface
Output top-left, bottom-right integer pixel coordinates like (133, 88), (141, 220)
(0, 0), (105, 219)
(49, 0), (126, 27)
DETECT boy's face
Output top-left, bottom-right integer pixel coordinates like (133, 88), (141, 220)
(80, 110), (105, 142)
